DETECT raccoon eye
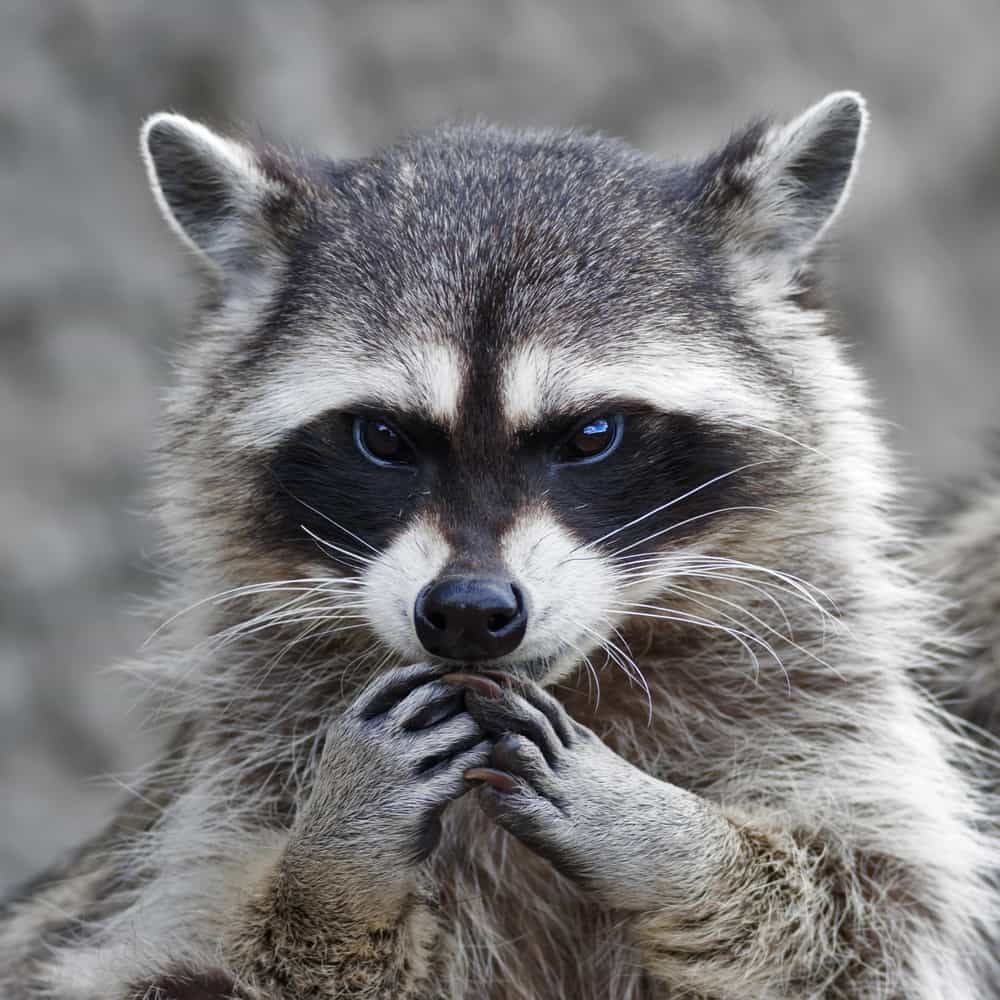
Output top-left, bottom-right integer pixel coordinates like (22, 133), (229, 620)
(354, 417), (414, 466)
(559, 414), (623, 464)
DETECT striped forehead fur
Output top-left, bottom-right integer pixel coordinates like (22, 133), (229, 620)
(501, 333), (782, 431)
(227, 334), (466, 449)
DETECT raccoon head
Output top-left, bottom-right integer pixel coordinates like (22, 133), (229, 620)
(142, 93), (870, 683)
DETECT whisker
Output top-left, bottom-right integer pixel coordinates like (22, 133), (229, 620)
(301, 525), (376, 567)
(272, 479), (384, 558)
(574, 619), (652, 723)
(728, 420), (833, 463)
(218, 613), (336, 718)
(608, 602), (776, 685)
(618, 562), (798, 636)
(617, 554), (840, 625)
(206, 610), (368, 652)
(143, 576), (362, 647)
(554, 622), (603, 711)
(681, 555), (842, 619)
(657, 584), (835, 688)
(203, 591), (366, 648)
(605, 506), (778, 560)
(563, 461), (775, 558)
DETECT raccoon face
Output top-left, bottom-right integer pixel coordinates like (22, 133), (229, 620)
(143, 94), (867, 682)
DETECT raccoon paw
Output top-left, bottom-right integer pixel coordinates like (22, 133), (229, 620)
(448, 673), (686, 908)
(445, 674), (595, 877)
(305, 664), (491, 865)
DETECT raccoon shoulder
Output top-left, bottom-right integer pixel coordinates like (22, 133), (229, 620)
(926, 459), (1000, 733)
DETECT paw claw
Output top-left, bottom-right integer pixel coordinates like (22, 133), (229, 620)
(464, 767), (520, 793)
(442, 672), (505, 700)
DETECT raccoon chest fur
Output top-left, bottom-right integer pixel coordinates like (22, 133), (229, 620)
(434, 800), (662, 1000)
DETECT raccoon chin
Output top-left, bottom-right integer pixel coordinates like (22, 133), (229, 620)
(493, 651), (583, 686)
(422, 651), (571, 686)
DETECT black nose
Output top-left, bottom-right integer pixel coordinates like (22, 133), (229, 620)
(414, 576), (527, 661)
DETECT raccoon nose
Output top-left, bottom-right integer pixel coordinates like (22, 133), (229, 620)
(414, 576), (527, 661)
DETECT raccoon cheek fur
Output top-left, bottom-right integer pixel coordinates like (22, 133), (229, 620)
(454, 675), (731, 911)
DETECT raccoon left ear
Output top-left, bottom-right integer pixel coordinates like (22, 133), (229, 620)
(697, 91), (868, 271)
(140, 112), (296, 274)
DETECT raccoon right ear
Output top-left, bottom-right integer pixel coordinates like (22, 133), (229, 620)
(694, 92), (868, 279)
(140, 113), (293, 272)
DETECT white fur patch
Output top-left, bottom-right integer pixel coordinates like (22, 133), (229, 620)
(501, 507), (622, 682)
(402, 338), (465, 425)
(228, 337), (465, 448)
(502, 336), (779, 430)
(362, 514), (451, 659)
(359, 506), (626, 680)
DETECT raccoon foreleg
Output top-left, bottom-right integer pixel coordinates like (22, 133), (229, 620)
(223, 664), (489, 998)
(455, 674), (922, 999)
(119, 665), (489, 1000)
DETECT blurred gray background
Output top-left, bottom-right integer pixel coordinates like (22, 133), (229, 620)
(2, 0), (999, 893)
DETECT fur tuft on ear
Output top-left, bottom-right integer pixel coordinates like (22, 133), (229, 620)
(696, 91), (868, 274)
(140, 113), (292, 271)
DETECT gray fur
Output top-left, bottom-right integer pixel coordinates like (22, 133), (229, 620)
(2, 94), (998, 998)
(926, 471), (1000, 738)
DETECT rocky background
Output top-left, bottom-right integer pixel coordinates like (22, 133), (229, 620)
(2, 0), (999, 892)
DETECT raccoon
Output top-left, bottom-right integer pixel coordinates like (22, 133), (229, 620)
(2, 93), (998, 998)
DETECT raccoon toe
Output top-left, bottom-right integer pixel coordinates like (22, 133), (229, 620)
(357, 663), (446, 720)
(413, 713), (486, 774)
(410, 739), (492, 861)
(466, 735), (566, 811)
(451, 682), (563, 766)
(393, 680), (467, 731)
(469, 777), (570, 864)
(496, 679), (578, 746)
(490, 733), (564, 805)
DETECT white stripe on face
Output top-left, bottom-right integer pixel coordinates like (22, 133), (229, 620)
(501, 506), (622, 682)
(362, 514), (451, 660)
(226, 336), (465, 448)
(501, 335), (779, 431)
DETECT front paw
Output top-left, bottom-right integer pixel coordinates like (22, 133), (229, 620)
(302, 664), (491, 871)
(447, 674), (692, 910)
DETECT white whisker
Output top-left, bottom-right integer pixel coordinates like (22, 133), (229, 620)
(605, 506), (778, 559)
(563, 461), (775, 558)
(574, 619), (652, 723)
(143, 576), (363, 647)
(608, 601), (778, 686)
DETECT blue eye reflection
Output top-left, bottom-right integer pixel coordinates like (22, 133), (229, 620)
(561, 414), (623, 464)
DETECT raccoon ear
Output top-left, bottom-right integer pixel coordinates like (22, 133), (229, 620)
(697, 91), (868, 271)
(140, 113), (293, 272)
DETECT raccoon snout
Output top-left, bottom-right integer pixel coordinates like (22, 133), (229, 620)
(414, 576), (527, 661)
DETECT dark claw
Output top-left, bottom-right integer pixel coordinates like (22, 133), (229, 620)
(464, 767), (521, 793)
(442, 672), (505, 699)
(480, 669), (515, 687)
